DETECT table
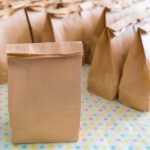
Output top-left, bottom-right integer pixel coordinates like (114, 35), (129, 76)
(0, 65), (150, 150)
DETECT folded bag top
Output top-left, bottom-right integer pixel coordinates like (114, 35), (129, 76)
(47, 1), (95, 18)
(25, 0), (57, 11)
(0, 2), (26, 20)
(7, 42), (83, 57)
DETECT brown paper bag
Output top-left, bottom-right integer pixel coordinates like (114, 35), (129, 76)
(7, 42), (83, 143)
(88, 11), (150, 100)
(80, 0), (114, 63)
(119, 26), (150, 112)
(89, 0), (150, 63)
(42, 1), (103, 63)
(25, 1), (57, 43)
(0, 7), (32, 84)
(79, 2), (104, 63)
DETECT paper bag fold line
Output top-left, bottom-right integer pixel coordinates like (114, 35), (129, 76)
(6, 42), (83, 57)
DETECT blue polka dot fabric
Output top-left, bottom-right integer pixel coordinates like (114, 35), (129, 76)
(0, 65), (150, 150)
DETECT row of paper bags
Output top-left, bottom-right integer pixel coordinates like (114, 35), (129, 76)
(0, 0), (143, 84)
(88, 1), (150, 112)
(0, 0), (57, 83)
(1, 0), (150, 112)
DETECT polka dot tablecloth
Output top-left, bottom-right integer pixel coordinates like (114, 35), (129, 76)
(0, 65), (150, 150)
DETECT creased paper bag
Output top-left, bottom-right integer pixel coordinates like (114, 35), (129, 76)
(7, 42), (83, 143)
(88, 11), (150, 100)
(25, 1), (57, 42)
(89, 0), (150, 63)
(42, 1), (103, 63)
(119, 26), (150, 112)
(0, 7), (32, 84)
(79, 2), (104, 63)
